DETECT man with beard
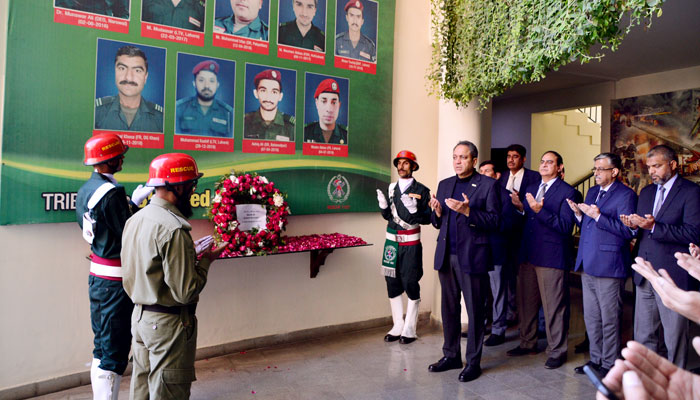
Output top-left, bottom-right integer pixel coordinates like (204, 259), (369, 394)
(76, 133), (152, 399)
(621, 144), (700, 368)
(335, 0), (376, 62)
(376, 150), (431, 345)
(142, 0), (205, 32)
(176, 60), (234, 137)
(214, 0), (269, 40)
(244, 69), (295, 141)
(95, 45), (164, 133)
(121, 153), (227, 399)
(304, 78), (347, 144)
(278, 0), (325, 52)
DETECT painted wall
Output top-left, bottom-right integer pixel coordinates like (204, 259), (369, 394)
(0, 0), (440, 391)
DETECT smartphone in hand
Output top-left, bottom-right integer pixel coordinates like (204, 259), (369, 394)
(583, 364), (619, 400)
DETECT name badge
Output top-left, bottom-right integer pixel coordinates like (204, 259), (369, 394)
(408, 193), (421, 199)
(189, 17), (201, 28)
(212, 117), (227, 125)
(360, 51), (371, 60)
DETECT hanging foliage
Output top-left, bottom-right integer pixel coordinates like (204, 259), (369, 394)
(428, 0), (665, 108)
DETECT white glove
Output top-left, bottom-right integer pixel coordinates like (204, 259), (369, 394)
(131, 184), (154, 206)
(194, 235), (215, 256)
(377, 189), (388, 209)
(401, 194), (418, 214)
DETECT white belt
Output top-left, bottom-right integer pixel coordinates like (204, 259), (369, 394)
(386, 232), (420, 243)
(90, 261), (122, 278)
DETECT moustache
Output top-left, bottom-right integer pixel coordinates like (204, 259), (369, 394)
(119, 80), (138, 86)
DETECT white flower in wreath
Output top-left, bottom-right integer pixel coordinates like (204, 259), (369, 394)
(229, 174), (237, 184)
(245, 249), (254, 256)
(213, 193), (222, 204)
(228, 221), (238, 230)
(273, 193), (284, 207)
(278, 220), (284, 229)
(249, 187), (257, 195)
(260, 176), (269, 184)
(258, 241), (264, 247)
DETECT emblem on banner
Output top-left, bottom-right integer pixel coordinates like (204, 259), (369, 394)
(327, 174), (350, 203)
(383, 245), (397, 263)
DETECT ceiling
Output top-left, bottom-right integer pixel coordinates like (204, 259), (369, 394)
(495, 0), (700, 100)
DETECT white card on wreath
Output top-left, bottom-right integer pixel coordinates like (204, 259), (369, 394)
(236, 204), (267, 231)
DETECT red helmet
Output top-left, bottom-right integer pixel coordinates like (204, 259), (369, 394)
(146, 153), (203, 187)
(83, 133), (128, 165)
(393, 150), (419, 171)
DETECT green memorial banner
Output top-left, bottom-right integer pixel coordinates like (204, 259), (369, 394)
(0, 0), (394, 224)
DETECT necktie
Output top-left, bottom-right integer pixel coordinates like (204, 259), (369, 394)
(653, 186), (666, 217)
(594, 190), (606, 205)
(535, 183), (547, 202)
(506, 174), (516, 192)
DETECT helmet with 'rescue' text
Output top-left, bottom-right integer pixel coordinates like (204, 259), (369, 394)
(83, 133), (129, 165)
(393, 150), (419, 171)
(146, 153), (203, 187)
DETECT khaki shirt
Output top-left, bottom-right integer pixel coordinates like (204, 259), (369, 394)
(121, 196), (211, 306)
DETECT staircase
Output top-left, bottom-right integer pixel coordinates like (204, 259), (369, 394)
(552, 106), (602, 146)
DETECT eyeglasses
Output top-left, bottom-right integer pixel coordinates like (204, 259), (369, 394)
(591, 167), (615, 173)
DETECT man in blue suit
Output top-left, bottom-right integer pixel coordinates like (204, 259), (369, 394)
(427, 141), (501, 382)
(621, 144), (700, 368)
(506, 150), (577, 369)
(497, 144), (540, 323)
(567, 153), (636, 376)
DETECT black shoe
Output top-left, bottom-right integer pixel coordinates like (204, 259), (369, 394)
(544, 354), (567, 369)
(458, 365), (482, 382)
(484, 333), (505, 347)
(428, 356), (463, 373)
(574, 361), (600, 375)
(537, 330), (547, 339)
(574, 337), (590, 354)
(399, 336), (416, 344)
(384, 334), (400, 342)
(506, 346), (538, 356)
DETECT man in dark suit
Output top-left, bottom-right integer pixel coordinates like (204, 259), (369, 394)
(427, 141), (501, 382)
(621, 144), (700, 368)
(480, 160), (518, 346)
(506, 150), (577, 369)
(567, 153), (637, 376)
(497, 144), (540, 323)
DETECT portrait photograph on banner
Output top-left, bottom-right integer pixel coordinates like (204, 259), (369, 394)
(93, 38), (167, 149)
(174, 53), (235, 152)
(141, 0), (207, 45)
(277, 0), (327, 64)
(334, 0), (378, 74)
(303, 72), (349, 157)
(213, 0), (271, 54)
(53, 0), (131, 33)
(242, 64), (297, 154)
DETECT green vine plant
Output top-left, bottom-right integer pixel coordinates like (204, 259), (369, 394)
(428, 0), (665, 109)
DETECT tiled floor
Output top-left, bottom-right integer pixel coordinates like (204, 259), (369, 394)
(33, 318), (604, 399)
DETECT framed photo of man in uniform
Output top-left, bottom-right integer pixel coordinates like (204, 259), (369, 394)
(242, 64), (297, 154)
(93, 38), (166, 148)
(302, 72), (349, 157)
(277, 0), (327, 56)
(214, 0), (270, 40)
(141, 0), (206, 32)
(333, 0), (377, 74)
(174, 53), (235, 139)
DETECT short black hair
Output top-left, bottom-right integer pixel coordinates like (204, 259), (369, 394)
(647, 144), (678, 163)
(506, 144), (526, 158)
(454, 140), (478, 159)
(115, 45), (148, 72)
(543, 150), (563, 166)
(479, 160), (495, 169)
(594, 152), (622, 170)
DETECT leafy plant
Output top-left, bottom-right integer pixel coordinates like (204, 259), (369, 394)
(428, 0), (665, 108)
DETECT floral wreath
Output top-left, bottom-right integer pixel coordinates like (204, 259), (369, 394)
(209, 171), (290, 257)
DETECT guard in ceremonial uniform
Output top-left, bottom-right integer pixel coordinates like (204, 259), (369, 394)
(244, 69), (295, 141)
(95, 96), (164, 133)
(377, 151), (431, 344)
(175, 60), (234, 137)
(55, 0), (129, 18)
(122, 154), (226, 400)
(278, 0), (325, 51)
(76, 133), (152, 400)
(94, 45), (164, 133)
(304, 78), (348, 144)
(335, 0), (377, 62)
(142, 0), (205, 31)
(214, 0), (269, 40)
